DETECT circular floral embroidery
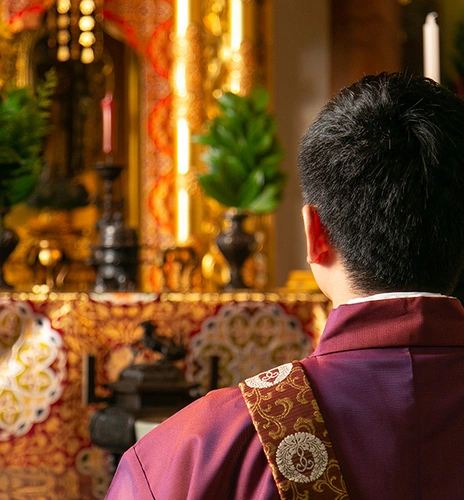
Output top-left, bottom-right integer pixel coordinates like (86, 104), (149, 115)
(276, 432), (328, 483)
(186, 302), (310, 392)
(245, 362), (292, 388)
(0, 301), (66, 440)
(0, 302), (28, 366)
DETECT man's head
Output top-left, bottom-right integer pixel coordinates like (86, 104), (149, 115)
(299, 72), (464, 296)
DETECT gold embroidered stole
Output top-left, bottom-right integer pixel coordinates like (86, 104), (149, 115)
(239, 361), (349, 499)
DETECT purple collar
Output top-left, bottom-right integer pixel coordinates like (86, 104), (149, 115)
(313, 296), (464, 356)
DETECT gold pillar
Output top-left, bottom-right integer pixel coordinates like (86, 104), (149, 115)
(173, 0), (191, 245)
(172, 0), (203, 246)
(228, 0), (256, 95)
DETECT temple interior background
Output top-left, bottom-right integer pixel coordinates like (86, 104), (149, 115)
(1, 0), (464, 498)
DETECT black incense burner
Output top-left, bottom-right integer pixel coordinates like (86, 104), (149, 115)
(87, 321), (195, 472)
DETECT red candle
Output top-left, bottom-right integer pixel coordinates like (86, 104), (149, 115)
(101, 91), (113, 155)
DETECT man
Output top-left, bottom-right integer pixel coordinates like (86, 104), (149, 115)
(105, 73), (464, 499)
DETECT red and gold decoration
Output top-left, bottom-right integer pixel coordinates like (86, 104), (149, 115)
(100, 0), (176, 282)
(186, 301), (314, 392)
(0, 2), (299, 498)
(1, 0), (176, 292)
(0, 301), (66, 441)
(240, 362), (348, 498)
(1, 0), (273, 292)
(169, 0), (274, 291)
(0, 291), (327, 498)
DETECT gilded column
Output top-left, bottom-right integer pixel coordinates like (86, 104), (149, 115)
(172, 0), (204, 246)
(228, 0), (256, 95)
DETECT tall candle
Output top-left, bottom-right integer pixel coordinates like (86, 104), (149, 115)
(101, 91), (114, 155)
(423, 12), (440, 83)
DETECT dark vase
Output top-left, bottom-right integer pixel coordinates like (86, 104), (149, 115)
(216, 211), (255, 290)
(0, 208), (19, 290)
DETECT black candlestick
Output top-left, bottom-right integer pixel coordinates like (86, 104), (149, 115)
(88, 163), (138, 292)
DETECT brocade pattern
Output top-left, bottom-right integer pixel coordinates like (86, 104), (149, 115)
(240, 361), (349, 499)
(186, 302), (312, 391)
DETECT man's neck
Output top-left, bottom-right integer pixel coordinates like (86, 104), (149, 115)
(315, 264), (446, 308)
(311, 262), (361, 308)
(309, 252), (446, 308)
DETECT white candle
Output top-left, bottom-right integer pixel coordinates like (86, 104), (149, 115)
(101, 91), (113, 155)
(423, 12), (440, 83)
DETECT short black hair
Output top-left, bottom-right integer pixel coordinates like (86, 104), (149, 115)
(298, 72), (464, 295)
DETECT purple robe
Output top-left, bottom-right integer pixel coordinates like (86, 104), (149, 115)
(105, 296), (464, 499)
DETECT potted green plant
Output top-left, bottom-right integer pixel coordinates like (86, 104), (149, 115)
(0, 68), (57, 288)
(194, 87), (286, 289)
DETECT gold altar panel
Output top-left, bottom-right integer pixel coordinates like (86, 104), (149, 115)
(2, 0), (276, 292)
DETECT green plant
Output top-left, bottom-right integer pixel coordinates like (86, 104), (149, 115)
(194, 88), (286, 214)
(0, 68), (57, 209)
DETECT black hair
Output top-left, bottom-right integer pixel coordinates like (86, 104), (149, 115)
(298, 72), (464, 294)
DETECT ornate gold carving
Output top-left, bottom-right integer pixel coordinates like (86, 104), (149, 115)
(0, 20), (14, 89)
(185, 24), (205, 131)
(171, 22), (205, 133)
(161, 290), (328, 304)
(159, 246), (202, 292)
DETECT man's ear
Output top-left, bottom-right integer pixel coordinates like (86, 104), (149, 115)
(302, 205), (330, 264)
